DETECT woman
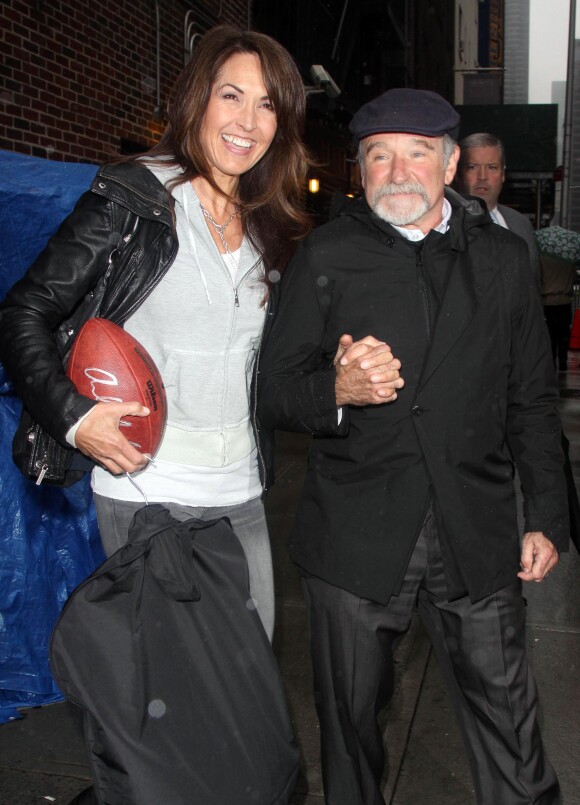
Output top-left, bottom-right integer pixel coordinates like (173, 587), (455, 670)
(0, 25), (310, 641)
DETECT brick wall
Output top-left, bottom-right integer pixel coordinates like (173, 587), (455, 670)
(0, 0), (250, 163)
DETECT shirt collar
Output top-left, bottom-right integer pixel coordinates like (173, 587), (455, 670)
(489, 206), (508, 228)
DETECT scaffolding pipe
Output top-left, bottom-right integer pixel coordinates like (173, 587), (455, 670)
(153, 0), (162, 118)
(561, 0), (577, 228)
(331, 0), (349, 61)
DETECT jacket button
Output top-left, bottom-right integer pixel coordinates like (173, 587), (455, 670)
(411, 405), (423, 416)
(153, 208), (161, 216)
(98, 182), (106, 189)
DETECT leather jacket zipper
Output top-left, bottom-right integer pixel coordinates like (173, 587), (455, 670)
(35, 462), (49, 485)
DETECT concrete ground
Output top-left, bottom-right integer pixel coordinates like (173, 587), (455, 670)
(0, 358), (579, 805)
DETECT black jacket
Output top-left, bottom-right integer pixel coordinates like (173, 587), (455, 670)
(0, 162), (176, 443)
(257, 189), (568, 604)
(0, 161), (273, 488)
(498, 202), (541, 283)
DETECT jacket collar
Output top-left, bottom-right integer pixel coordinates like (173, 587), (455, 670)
(92, 161), (173, 226)
(336, 188), (496, 391)
(339, 186), (491, 252)
(419, 189), (495, 389)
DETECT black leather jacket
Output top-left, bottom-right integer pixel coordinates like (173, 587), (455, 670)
(0, 161), (273, 488)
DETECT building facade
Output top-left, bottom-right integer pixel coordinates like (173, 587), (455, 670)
(503, 0), (529, 104)
(0, 0), (249, 163)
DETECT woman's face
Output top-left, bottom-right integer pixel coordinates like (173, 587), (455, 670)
(200, 52), (278, 187)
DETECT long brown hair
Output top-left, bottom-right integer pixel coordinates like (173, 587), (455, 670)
(145, 24), (311, 278)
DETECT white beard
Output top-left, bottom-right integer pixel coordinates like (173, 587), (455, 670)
(370, 181), (430, 226)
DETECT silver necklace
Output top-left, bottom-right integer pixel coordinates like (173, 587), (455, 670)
(199, 201), (239, 257)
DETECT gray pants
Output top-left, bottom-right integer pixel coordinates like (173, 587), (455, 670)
(302, 507), (559, 805)
(93, 494), (275, 641)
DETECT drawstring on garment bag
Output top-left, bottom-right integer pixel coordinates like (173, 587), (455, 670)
(182, 186), (213, 305)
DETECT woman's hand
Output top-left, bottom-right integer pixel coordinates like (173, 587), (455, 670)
(75, 401), (152, 475)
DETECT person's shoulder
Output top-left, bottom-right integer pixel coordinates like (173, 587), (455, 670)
(494, 207), (537, 260)
(479, 216), (530, 253)
(306, 198), (372, 245)
(96, 159), (163, 187)
(92, 159), (173, 208)
(457, 204), (530, 274)
(287, 203), (370, 278)
(498, 204), (534, 231)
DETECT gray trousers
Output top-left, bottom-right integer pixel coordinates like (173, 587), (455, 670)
(93, 494), (275, 641)
(302, 508), (559, 805)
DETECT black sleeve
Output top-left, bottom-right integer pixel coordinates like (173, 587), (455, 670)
(505, 239), (569, 549)
(258, 240), (348, 436)
(0, 190), (118, 443)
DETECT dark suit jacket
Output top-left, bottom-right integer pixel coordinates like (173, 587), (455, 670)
(258, 189), (568, 605)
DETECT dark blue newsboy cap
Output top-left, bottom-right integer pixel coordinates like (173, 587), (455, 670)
(350, 88), (460, 142)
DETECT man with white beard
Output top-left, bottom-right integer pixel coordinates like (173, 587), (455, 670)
(258, 88), (566, 805)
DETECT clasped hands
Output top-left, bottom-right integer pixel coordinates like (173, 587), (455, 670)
(334, 333), (404, 407)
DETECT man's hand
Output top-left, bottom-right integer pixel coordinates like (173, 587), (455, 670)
(334, 333), (404, 406)
(333, 334), (388, 366)
(75, 401), (152, 475)
(517, 531), (559, 583)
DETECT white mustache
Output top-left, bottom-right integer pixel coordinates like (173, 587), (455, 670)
(373, 181), (429, 200)
(369, 180), (431, 226)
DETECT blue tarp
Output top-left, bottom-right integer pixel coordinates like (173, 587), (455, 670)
(0, 151), (104, 723)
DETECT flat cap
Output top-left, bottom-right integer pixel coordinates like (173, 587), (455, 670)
(350, 88), (460, 142)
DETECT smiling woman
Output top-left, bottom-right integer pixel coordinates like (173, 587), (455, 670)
(151, 24), (311, 275)
(0, 24), (311, 803)
(195, 51), (279, 255)
(1, 22), (311, 623)
(200, 53), (278, 187)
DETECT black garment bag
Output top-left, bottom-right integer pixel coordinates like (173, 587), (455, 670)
(51, 505), (299, 805)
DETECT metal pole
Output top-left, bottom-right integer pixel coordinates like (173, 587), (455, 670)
(561, 0), (577, 228)
(331, 0), (350, 62)
(153, 0), (162, 119)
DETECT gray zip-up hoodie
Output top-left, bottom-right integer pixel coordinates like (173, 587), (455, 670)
(98, 162), (266, 475)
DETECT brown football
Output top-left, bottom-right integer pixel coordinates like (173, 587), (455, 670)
(66, 318), (167, 457)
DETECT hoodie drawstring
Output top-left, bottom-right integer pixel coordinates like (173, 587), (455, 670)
(182, 186), (213, 305)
